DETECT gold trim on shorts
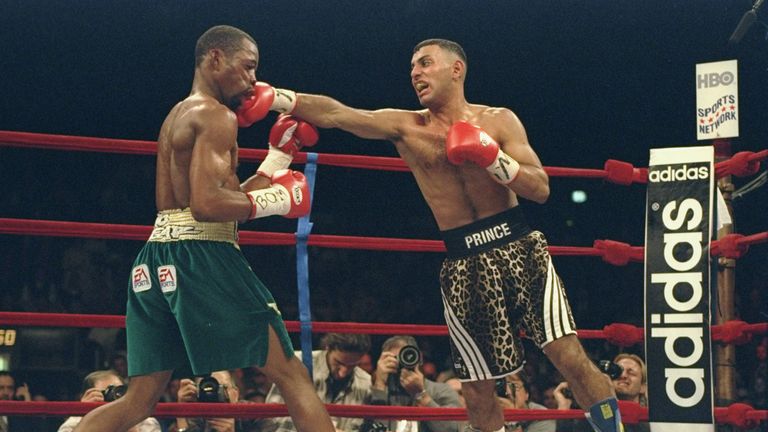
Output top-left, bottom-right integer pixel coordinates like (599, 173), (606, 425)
(148, 208), (238, 245)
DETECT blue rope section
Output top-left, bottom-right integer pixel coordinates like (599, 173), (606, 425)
(296, 152), (318, 376)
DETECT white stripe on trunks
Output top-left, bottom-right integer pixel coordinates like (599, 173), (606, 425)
(544, 257), (573, 342)
(441, 293), (493, 380)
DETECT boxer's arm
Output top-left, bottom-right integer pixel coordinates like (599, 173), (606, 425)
(494, 108), (550, 204)
(240, 115), (318, 194)
(240, 170), (272, 193)
(188, 105), (254, 222)
(292, 93), (407, 142)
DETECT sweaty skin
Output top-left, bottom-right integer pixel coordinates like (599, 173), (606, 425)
(292, 44), (548, 230)
(73, 33), (336, 432)
(289, 42), (615, 432)
(155, 39), (268, 222)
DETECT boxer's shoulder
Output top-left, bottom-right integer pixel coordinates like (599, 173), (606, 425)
(464, 107), (526, 149)
(189, 96), (235, 123)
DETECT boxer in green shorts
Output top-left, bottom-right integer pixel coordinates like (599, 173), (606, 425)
(126, 209), (294, 376)
(74, 25), (334, 432)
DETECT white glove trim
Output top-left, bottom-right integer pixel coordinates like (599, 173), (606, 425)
(271, 88), (297, 114)
(246, 184), (290, 219)
(487, 148), (521, 185)
(256, 146), (293, 178)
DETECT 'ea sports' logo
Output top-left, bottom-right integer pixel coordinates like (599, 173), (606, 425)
(158, 265), (177, 293)
(649, 164), (709, 183)
(131, 264), (151, 292)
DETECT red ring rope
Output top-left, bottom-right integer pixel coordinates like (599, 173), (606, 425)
(0, 400), (765, 428)
(1, 130), (765, 181)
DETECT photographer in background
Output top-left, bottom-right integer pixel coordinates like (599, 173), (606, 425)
(58, 369), (160, 432)
(370, 336), (461, 432)
(554, 355), (649, 432)
(497, 370), (554, 432)
(174, 370), (258, 432)
(0, 371), (44, 432)
(611, 354), (647, 407)
(264, 333), (372, 432)
(0, 372), (30, 403)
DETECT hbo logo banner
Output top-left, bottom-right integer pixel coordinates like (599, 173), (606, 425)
(696, 60), (738, 140)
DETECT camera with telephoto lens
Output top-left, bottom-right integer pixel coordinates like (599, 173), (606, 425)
(597, 360), (624, 380)
(102, 384), (127, 402)
(398, 345), (421, 370)
(197, 375), (230, 403)
(562, 360), (623, 399)
(386, 344), (422, 395)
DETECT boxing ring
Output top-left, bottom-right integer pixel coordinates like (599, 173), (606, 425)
(0, 130), (767, 429)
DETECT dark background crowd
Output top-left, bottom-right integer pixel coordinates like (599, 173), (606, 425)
(0, 0), (767, 429)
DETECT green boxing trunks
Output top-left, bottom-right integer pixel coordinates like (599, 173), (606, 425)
(126, 208), (294, 376)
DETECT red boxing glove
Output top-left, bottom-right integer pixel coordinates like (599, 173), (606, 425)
(271, 169), (311, 218)
(236, 82), (298, 128)
(269, 114), (319, 156)
(245, 169), (310, 219)
(446, 121), (520, 184)
(237, 82), (274, 127)
(256, 115), (320, 178)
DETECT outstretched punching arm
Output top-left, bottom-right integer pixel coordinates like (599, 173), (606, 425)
(290, 93), (408, 142)
(236, 82), (408, 142)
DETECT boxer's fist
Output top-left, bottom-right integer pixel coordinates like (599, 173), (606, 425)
(237, 82), (275, 127)
(269, 114), (319, 156)
(446, 121), (520, 184)
(236, 83), (298, 127)
(256, 115), (319, 178)
(246, 170), (310, 219)
(445, 121), (500, 167)
(271, 169), (310, 218)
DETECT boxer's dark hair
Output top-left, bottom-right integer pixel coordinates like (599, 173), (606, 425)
(195, 25), (256, 66)
(413, 38), (467, 65)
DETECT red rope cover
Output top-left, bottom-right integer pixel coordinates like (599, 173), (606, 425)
(1, 218), (765, 262)
(0, 400), (581, 421)
(1, 130), (763, 181)
(0, 312), (765, 346)
(0, 400), (765, 427)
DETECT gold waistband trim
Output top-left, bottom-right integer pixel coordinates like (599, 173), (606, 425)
(148, 208), (238, 244)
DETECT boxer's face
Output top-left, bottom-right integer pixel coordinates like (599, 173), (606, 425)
(410, 45), (456, 108)
(219, 38), (259, 110)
